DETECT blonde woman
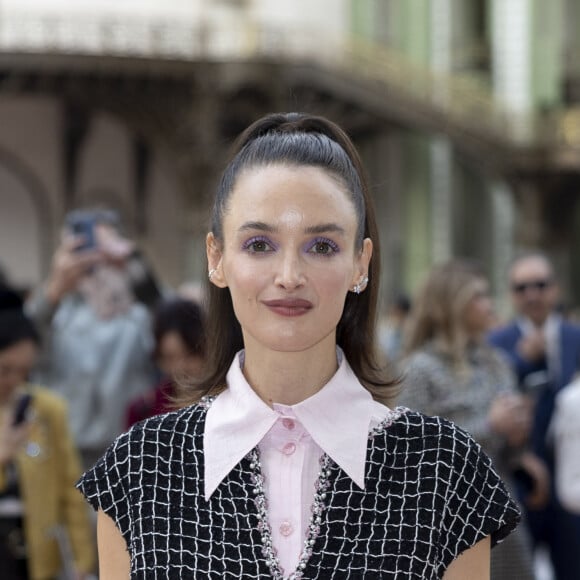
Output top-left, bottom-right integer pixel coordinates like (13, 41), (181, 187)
(400, 259), (547, 580)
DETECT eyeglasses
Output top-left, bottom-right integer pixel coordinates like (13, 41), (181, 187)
(511, 279), (552, 294)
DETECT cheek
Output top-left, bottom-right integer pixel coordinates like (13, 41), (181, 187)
(546, 289), (558, 304)
(226, 260), (265, 297)
(464, 303), (479, 322)
(314, 267), (354, 314)
(222, 258), (268, 318)
(316, 261), (355, 291)
(469, 301), (493, 327)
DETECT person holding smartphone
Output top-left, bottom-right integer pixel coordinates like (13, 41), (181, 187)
(26, 208), (158, 470)
(0, 285), (95, 579)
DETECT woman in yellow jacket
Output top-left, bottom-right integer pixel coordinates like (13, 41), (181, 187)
(0, 286), (95, 579)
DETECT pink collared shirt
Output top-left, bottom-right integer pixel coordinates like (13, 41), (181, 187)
(204, 350), (391, 576)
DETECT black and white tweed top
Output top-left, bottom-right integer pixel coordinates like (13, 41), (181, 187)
(78, 402), (520, 579)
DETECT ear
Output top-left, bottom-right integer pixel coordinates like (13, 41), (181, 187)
(351, 237), (373, 291)
(206, 232), (227, 288)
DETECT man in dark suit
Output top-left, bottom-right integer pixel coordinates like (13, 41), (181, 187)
(489, 252), (580, 580)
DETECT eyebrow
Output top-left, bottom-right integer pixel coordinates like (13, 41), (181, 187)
(238, 221), (346, 235)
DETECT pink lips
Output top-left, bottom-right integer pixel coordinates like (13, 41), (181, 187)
(262, 298), (313, 317)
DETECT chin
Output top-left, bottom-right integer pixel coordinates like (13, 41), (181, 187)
(266, 340), (319, 354)
(256, 331), (332, 354)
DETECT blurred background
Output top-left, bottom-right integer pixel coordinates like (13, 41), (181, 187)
(1, 0), (580, 317)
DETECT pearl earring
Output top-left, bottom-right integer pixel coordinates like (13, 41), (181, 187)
(353, 275), (369, 294)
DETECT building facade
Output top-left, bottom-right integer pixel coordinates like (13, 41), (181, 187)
(1, 0), (580, 314)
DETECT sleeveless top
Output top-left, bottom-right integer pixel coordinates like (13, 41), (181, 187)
(77, 401), (520, 579)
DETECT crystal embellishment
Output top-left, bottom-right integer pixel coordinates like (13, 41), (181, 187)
(200, 394), (408, 579)
(247, 446), (335, 580)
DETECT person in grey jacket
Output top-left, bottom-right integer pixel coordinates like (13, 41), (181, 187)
(26, 208), (157, 470)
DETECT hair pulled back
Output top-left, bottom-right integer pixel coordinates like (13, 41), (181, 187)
(185, 112), (396, 405)
(0, 286), (40, 352)
(152, 298), (206, 360)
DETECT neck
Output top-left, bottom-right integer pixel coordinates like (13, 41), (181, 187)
(527, 313), (551, 328)
(241, 341), (339, 406)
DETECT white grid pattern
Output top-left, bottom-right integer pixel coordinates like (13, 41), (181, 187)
(78, 404), (520, 578)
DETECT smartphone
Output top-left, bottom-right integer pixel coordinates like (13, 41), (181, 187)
(12, 393), (32, 426)
(66, 213), (97, 252)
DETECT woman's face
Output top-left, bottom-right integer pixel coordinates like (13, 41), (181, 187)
(208, 164), (372, 355)
(462, 278), (494, 337)
(0, 340), (37, 405)
(157, 331), (204, 378)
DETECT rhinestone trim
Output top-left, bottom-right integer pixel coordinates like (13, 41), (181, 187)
(198, 395), (216, 409)
(200, 395), (408, 579)
(248, 447), (334, 580)
(369, 406), (407, 438)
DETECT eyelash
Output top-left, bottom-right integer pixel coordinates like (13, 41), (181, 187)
(242, 236), (275, 253)
(241, 235), (340, 256)
(306, 237), (340, 256)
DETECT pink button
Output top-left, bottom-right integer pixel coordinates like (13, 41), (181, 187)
(282, 442), (296, 455)
(282, 418), (295, 430)
(279, 521), (294, 537)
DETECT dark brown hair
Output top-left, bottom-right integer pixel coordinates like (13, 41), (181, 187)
(0, 286), (40, 351)
(181, 112), (396, 405)
(152, 298), (206, 361)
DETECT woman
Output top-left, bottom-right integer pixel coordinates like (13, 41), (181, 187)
(126, 297), (207, 427)
(399, 259), (546, 579)
(78, 113), (519, 579)
(0, 287), (95, 579)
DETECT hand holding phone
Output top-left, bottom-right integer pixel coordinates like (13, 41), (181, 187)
(12, 393), (32, 426)
(65, 212), (97, 253)
(0, 394), (33, 465)
(72, 217), (97, 253)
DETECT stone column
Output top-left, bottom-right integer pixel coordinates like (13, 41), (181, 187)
(490, 181), (516, 318)
(429, 0), (454, 264)
(491, 0), (564, 142)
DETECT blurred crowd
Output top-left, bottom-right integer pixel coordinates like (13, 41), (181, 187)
(0, 208), (208, 579)
(1, 206), (580, 578)
(382, 254), (580, 580)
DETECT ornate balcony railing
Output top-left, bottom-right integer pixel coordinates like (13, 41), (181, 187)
(342, 40), (571, 151)
(1, 13), (578, 151)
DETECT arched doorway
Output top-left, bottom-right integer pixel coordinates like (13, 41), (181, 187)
(0, 150), (51, 290)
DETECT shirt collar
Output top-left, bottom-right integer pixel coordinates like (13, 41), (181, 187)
(204, 349), (389, 499)
(518, 313), (561, 335)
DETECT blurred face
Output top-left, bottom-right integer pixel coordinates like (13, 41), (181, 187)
(157, 331), (204, 378)
(463, 278), (494, 337)
(510, 257), (558, 326)
(0, 340), (37, 405)
(207, 164), (372, 355)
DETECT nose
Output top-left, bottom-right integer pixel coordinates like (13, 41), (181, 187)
(274, 251), (305, 290)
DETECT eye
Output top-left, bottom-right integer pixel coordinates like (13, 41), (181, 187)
(243, 236), (274, 253)
(307, 238), (339, 256)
